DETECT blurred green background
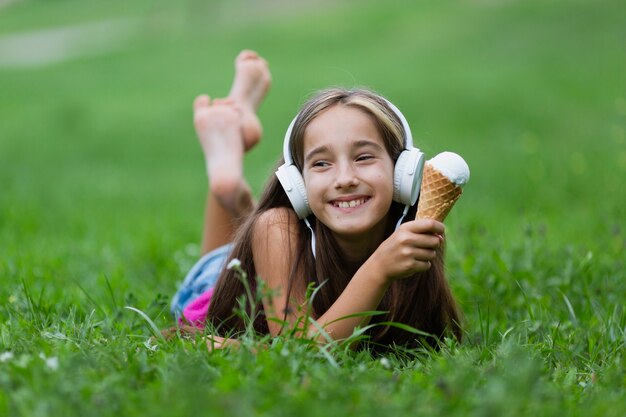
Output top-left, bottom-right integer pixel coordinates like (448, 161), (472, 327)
(1, 0), (624, 308)
(1, 1), (626, 415)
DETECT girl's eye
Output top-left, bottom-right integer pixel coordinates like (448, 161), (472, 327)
(312, 160), (329, 168)
(356, 154), (374, 162)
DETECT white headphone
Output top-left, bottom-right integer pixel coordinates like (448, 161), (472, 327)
(275, 97), (425, 220)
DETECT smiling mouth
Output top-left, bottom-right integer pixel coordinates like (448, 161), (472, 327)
(332, 197), (370, 208)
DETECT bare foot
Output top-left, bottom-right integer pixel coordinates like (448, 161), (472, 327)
(193, 96), (253, 216)
(228, 50), (272, 151)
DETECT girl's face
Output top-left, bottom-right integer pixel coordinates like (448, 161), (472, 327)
(301, 104), (395, 241)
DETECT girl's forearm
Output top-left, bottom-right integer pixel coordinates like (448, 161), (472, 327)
(303, 220), (444, 343)
(306, 258), (391, 344)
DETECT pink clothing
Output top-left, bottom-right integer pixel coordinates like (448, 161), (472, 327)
(181, 288), (213, 327)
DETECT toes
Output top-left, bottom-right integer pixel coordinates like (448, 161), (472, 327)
(236, 50), (259, 62)
(212, 98), (239, 111)
(213, 97), (232, 105)
(194, 94), (210, 111)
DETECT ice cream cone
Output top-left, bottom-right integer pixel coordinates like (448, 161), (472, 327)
(416, 163), (463, 222)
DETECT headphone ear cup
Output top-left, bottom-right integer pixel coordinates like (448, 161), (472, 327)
(393, 152), (408, 203)
(276, 164), (311, 219)
(393, 149), (425, 206)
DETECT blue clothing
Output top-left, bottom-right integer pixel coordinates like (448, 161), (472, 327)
(170, 243), (233, 319)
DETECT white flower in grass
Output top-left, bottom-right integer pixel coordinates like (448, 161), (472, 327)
(0, 351), (14, 362)
(379, 357), (391, 369)
(45, 357), (59, 371)
(144, 339), (158, 352)
(227, 258), (242, 270)
(39, 353), (59, 371)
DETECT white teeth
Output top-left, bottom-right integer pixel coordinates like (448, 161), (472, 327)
(335, 198), (366, 208)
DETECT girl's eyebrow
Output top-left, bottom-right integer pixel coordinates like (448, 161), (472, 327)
(304, 140), (385, 163)
(304, 145), (330, 163)
(352, 140), (385, 152)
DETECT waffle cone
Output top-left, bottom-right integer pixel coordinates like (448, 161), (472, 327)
(416, 163), (463, 222)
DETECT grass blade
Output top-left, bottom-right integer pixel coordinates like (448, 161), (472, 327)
(125, 306), (165, 342)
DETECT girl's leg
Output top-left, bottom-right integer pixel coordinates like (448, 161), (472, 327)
(193, 50), (271, 255)
(194, 96), (253, 255)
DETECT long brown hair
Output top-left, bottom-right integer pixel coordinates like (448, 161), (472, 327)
(207, 88), (462, 349)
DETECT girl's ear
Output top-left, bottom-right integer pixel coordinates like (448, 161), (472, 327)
(276, 111), (311, 219)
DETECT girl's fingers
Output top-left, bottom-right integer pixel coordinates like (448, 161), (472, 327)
(406, 233), (441, 250)
(412, 260), (432, 272)
(413, 248), (438, 262)
(395, 229), (441, 248)
(404, 219), (446, 235)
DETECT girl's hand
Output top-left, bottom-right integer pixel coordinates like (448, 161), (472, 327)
(369, 219), (444, 283)
(205, 335), (240, 351)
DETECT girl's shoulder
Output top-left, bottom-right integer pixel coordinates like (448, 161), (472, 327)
(251, 208), (303, 287)
(252, 207), (301, 250)
(254, 207), (299, 230)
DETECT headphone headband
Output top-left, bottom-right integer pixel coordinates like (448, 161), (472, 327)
(382, 98), (414, 151)
(281, 96), (415, 166)
(282, 116), (298, 166)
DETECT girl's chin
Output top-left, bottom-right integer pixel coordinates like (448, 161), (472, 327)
(324, 218), (388, 239)
(311, 202), (391, 238)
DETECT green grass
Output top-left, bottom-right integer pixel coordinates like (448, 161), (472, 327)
(1, 0), (625, 415)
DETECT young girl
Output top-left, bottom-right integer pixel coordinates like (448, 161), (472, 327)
(171, 50), (462, 350)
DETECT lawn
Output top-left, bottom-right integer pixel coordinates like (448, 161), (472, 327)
(1, 0), (625, 415)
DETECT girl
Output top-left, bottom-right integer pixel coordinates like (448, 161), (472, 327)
(171, 50), (462, 350)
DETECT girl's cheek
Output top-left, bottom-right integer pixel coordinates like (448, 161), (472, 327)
(304, 177), (321, 194)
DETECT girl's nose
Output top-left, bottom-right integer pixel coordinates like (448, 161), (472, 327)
(334, 163), (359, 189)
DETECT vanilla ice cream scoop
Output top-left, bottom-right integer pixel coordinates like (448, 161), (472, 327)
(416, 152), (470, 222)
(427, 151), (470, 186)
